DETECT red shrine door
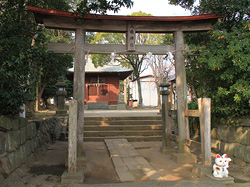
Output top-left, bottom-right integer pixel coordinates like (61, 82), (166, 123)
(87, 76), (109, 103)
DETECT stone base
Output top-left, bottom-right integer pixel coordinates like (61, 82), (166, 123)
(56, 110), (67, 116)
(206, 172), (234, 184)
(192, 164), (234, 184)
(160, 146), (176, 154)
(192, 164), (211, 178)
(61, 170), (85, 185)
(171, 153), (197, 164)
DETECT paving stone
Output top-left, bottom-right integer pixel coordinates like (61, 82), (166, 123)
(110, 149), (120, 157)
(105, 139), (163, 182)
(107, 145), (116, 151)
(130, 170), (146, 180)
(122, 157), (137, 165)
(104, 139), (113, 143)
(118, 149), (129, 157)
(112, 157), (125, 167)
(115, 165), (129, 172)
(143, 169), (162, 180)
(116, 170), (135, 182)
(135, 156), (149, 165)
(126, 162), (141, 170)
(128, 150), (140, 157)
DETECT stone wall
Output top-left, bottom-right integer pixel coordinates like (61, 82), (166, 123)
(211, 121), (250, 167)
(0, 116), (63, 182)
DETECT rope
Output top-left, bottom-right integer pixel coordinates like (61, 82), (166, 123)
(70, 44), (189, 55)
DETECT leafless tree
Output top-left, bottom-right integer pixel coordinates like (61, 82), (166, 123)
(147, 53), (175, 107)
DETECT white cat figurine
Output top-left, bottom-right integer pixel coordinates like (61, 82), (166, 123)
(213, 154), (231, 178)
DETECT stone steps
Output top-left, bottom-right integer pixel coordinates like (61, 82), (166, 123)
(87, 102), (109, 110)
(84, 125), (161, 131)
(85, 130), (161, 137)
(85, 120), (162, 126)
(84, 136), (162, 142)
(84, 116), (162, 142)
(61, 116), (163, 142)
(84, 116), (162, 121)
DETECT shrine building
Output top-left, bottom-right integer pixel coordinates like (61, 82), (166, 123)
(67, 60), (133, 109)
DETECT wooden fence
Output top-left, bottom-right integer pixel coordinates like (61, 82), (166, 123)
(169, 98), (211, 166)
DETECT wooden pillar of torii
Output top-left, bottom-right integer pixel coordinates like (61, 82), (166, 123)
(27, 5), (223, 157)
(74, 28), (86, 156)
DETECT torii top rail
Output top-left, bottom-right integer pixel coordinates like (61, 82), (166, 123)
(28, 5), (223, 156)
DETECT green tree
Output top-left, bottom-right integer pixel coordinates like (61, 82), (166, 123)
(0, 0), (72, 116)
(74, 0), (133, 16)
(169, 0), (250, 31)
(0, 0), (133, 116)
(186, 26), (250, 120)
(169, 0), (250, 121)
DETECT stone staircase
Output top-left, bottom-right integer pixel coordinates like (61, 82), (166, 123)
(87, 102), (109, 110)
(83, 116), (162, 142)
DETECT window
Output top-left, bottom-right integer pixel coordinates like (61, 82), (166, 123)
(89, 77), (105, 84)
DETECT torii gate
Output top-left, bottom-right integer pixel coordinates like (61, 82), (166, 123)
(28, 5), (223, 159)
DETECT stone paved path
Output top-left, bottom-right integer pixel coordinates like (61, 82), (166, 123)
(104, 139), (163, 182)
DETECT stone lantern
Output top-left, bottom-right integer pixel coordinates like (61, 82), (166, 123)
(25, 94), (34, 118)
(159, 82), (175, 153)
(55, 81), (67, 115)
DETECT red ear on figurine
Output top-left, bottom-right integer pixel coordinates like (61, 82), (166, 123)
(216, 154), (221, 158)
(224, 154), (228, 158)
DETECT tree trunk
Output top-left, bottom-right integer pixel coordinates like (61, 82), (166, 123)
(136, 78), (143, 107)
(126, 78), (131, 106)
(156, 83), (161, 107)
(38, 82), (47, 108)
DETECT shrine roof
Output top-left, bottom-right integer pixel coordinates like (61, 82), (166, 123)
(27, 5), (224, 23)
(68, 60), (133, 80)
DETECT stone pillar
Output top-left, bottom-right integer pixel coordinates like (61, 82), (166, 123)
(68, 100), (77, 174)
(61, 101), (85, 185)
(174, 30), (190, 153)
(198, 98), (212, 166)
(74, 28), (86, 157)
(159, 82), (175, 153)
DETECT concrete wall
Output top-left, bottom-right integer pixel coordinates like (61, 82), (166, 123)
(0, 117), (63, 182)
(130, 76), (158, 107)
(211, 120), (250, 167)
